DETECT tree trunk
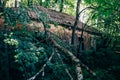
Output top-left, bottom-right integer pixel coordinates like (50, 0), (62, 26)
(50, 38), (83, 80)
(71, 0), (81, 45)
(15, 0), (17, 8)
(39, 0), (42, 6)
(59, 0), (64, 12)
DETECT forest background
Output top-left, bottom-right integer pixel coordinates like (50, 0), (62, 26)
(0, 0), (120, 80)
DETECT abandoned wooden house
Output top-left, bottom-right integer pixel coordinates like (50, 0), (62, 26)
(27, 6), (101, 51)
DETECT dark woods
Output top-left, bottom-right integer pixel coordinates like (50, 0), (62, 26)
(0, 0), (120, 80)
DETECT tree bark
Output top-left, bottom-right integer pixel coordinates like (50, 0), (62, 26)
(51, 38), (83, 80)
(51, 38), (80, 62)
(71, 0), (81, 45)
(59, 0), (64, 12)
(15, 0), (17, 8)
(50, 37), (96, 79)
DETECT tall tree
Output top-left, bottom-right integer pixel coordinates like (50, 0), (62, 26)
(71, 0), (81, 45)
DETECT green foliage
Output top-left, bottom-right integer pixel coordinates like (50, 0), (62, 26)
(14, 32), (44, 78)
(3, 32), (19, 47)
(0, 1), (120, 80)
(21, 0), (76, 15)
(84, 0), (120, 50)
(3, 6), (30, 27)
(84, 0), (120, 33)
(81, 48), (120, 80)
(0, 3), (77, 80)
(0, 28), (77, 80)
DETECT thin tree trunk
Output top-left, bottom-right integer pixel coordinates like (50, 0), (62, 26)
(15, 0), (17, 8)
(59, 0), (64, 12)
(39, 0), (42, 6)
(71, 0), (81, 45)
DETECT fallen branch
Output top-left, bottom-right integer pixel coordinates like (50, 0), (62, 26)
(55, 50), (73, 80)
(41, 30), (96, 76)
(28, 35), (96, 80)
(51, 38), (96, 79)
(51, 38), (83, 80)
(51, 38), (80, 63)
(27, 51), (55, 80)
